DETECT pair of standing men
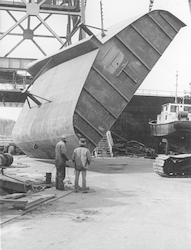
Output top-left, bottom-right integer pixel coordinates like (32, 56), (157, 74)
(55, 136), (91, 192)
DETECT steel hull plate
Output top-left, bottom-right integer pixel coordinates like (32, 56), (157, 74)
(12, 10), (185, 159)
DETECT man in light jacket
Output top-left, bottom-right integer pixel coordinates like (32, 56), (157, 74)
(55, 135), (69, 190)
(72, 138), (91, 193)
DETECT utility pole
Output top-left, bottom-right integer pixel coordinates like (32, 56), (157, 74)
(188, 0), (191, 15)
(149, 0), (154, 12)
(175, 70), (178, 103)
(100, 0), (106, 38)
(80, 0), (86, 39)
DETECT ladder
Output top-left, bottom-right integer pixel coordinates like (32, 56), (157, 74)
(95, 131), (113, 157)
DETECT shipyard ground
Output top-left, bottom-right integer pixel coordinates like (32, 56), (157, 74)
(1, 156), (191, 250)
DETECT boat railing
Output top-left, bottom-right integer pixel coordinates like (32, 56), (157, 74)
(135, 89), (186, 97)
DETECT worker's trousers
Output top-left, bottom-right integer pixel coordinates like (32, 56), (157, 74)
(75, 170), (87, 192)
(56, 166), (66, 190)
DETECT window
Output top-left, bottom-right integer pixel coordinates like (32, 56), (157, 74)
(162, 105), (168, 112)
(170, 105), (178, 112)
(184, 106), (191, 113)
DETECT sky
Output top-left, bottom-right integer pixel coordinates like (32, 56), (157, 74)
(85, 0), (191, 94)
(0, 0), (191, 120)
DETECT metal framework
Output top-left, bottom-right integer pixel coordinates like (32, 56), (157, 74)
(0, 0), (84, 57)
(1, 0), (190, 107)
(0, 0), (86, 106)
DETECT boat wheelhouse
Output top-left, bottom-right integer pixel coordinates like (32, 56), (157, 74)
(149, 103), (191, 154)
(157, 103), (191, 125)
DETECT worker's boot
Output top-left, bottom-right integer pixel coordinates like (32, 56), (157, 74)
(56, 177), (64, 190)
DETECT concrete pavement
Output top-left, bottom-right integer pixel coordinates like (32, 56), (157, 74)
(1, 156), (191, 250)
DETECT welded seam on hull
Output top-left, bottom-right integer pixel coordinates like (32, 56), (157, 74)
(28, 38), (98, 76)
(148, 14), (174, 40)
(83, 86), (118, 119)
(116, 61), (128, 77)
(115, 34), (151, 71)
(130, 24), (162, 56)
(100, 44), (114, 61)
(73, 123), (98, 147)
(159, 12), (180, 33)
(92, 65), (130, 103)
(105, 52), (120, 68)
(74, 109), (104, 137)
(116, 62), (138, 84)
(25, 57), (53, 90)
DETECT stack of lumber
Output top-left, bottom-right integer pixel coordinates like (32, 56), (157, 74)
(0, 171), (52, 194)
(0, 192), (56, 210)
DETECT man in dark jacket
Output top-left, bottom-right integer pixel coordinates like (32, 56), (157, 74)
(72, 138), (91, 193)
(55, 135), (69, 190)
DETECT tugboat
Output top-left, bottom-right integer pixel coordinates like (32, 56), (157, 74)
(149, 101), (191, 177)
(149, 102), (191, 154)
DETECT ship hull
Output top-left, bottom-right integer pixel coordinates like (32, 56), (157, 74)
(149, 120), (191, 137)
(12, 10), (185, 159)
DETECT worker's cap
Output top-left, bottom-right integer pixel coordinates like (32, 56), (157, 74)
(61, 135), (67, 140)
(79, 138), (86, 145)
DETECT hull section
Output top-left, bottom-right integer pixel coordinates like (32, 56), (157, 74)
(149, 121), (176, 137)
(149, 120), (191, 136)
(13, 49), (99, 158)
(12, 10), (185, 159)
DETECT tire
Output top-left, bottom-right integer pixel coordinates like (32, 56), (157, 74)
(3, 153), (14, 166)
(0, 154), (6, 166)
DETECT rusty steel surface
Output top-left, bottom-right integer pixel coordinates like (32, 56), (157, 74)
(12, 10), (185, 159)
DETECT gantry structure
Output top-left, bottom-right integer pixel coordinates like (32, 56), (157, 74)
(0, 0), (191, 107)
(0, 0), (87, 106)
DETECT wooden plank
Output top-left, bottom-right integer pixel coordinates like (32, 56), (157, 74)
(2, 193), (27, 199)
(18, 194), (56, 210)
(0, 198), (28, 209)
(0, 193), (56, 210)
(0, 176), (32, 193)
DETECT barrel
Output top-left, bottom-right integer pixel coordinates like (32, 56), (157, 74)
(46, 172), (52, 184)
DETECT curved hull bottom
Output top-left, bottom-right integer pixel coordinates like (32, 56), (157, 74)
(16, 134), (79, 160)
(149, 121), (191, 137)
